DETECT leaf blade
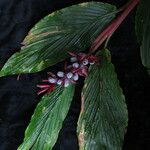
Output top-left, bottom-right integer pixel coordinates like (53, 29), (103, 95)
(77, 49), (128, 150)
(18, 85), (75, 150)
(0, 2), (117, 76)
(135, 0), (150, 74)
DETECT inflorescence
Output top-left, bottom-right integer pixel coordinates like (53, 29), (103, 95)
(37, 52), (99, 95)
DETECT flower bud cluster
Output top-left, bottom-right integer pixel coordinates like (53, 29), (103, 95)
(37, 52), (99, 95)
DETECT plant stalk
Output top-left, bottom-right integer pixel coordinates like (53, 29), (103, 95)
(90, 0), (140, 52)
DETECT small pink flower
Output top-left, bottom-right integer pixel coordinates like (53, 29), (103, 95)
(68, 51), (99, 65)
(72, 65), (88, 77)
(87, 55), (99, 64)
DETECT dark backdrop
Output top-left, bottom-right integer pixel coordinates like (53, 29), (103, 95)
(0, 0), (150, 150)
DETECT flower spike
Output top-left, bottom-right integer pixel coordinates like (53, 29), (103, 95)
(37, 51), (99, 95)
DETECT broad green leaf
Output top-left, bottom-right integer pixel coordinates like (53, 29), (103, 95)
(18, 85), (75, 150)
(77, 49), (128, 150)
(135, 0), (150, 74)
(0, 2), (117, 77)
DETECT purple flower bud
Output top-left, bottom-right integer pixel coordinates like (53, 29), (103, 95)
(66, 72), (73, 79)
(48, 77), (57, 83)
(57, 71), (64, 78)
(70, 57), (77, 62)
(57, 79), (63, 85)
(82, 59), (89, 66)
(72, 62), (79, 68)
(64, 79), (70, 87)
(73, 73), (79, 81)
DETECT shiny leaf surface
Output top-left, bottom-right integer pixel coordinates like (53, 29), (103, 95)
(135, 0), (150, 74)
(18, 85), (75, 150)
(77, 49), (128, 150)
(0, 2), (116, 76)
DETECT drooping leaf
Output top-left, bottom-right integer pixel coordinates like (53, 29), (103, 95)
(77, 49), (128, 150)
(135, 0), (150, 74)
(0, 2), (117, 77)
(18, 85), (75, 150)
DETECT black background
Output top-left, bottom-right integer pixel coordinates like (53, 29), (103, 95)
(0, 0), (150, 150)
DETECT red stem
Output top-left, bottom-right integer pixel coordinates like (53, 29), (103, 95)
(90, 0), (140, 52)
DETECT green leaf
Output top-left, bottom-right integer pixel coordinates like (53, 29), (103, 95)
(77, 49), (128, 150)
(18, 85), (75, 150)
(0, 2), (117, 77)
(135, 0), (150, 74)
